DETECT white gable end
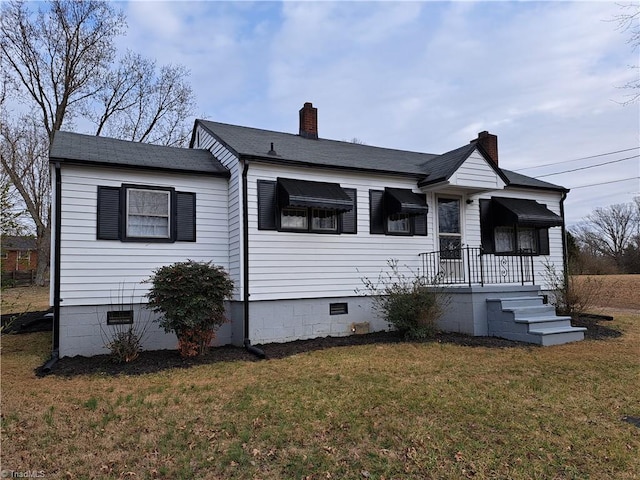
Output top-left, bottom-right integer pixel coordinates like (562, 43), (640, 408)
(448, 149), (506, 191)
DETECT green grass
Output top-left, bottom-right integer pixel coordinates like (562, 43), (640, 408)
(1, 313), (639, 479)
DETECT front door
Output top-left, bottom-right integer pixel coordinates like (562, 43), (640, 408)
(437, 197), (463, 282)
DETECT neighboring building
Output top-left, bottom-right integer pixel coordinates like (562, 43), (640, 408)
(1, 236), (38, 273)
(49, 102), (584, 358)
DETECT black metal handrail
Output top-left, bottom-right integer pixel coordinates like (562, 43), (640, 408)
(419, 246), (536, 286)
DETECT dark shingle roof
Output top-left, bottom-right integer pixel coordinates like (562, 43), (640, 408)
(1, 236), (37, 251)
(502, 169), (568, 192)
(198, 120), (565, 192)
(49, 125), (566, 192)
(197, 120), (437, 175)
(50, 131), (229, 176)
(418, 143), (477, 185)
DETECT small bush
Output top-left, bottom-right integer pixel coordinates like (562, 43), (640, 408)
(146, 260), (234, 357)
(359, 259), (444, 340)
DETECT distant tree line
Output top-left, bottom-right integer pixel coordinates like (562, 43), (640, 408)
(568, 197), (640, 274)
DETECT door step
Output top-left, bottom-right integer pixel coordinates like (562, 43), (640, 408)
(487, 295), (585, 346)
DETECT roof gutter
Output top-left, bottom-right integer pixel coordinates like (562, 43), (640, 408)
(48, 157), (231, 178)
(241, 158), (265, 359)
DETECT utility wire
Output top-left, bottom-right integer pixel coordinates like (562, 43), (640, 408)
(534, 154), (639, 178)
(569, 177), (640, 189)
(514, 147), (638, 172)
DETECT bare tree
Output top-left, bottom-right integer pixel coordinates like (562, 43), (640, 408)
(571, 202), (638, 270)
(88, 52), (194, 146)
(1, 0), (196, 285)
(613, 3), (640, 104)
(1, 0), (126, 143)
(0, 117), (50, 283)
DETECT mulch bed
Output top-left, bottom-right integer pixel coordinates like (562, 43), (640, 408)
(43, 322), (624, 378)
(5, 310), (621, 378)
(43, 331), (530, 378)
(2, 309), (53, 333)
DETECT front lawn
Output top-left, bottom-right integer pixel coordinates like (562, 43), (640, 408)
(1, 312), (638, 479)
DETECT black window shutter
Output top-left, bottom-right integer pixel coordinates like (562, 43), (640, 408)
(369, 190), (385, 234)
(341, 188), (357, 234)
(538, 228), (550, 255)
(257, 180), (277, 230)
(97, 186), (121, 240)
(175, 192), (196, 242)
(479, 199), (494, 253)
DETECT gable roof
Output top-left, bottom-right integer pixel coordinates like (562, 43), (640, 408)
(50, 131), (229, 177)
(2, 236), (37, 251)
(196, 120), (437, 176)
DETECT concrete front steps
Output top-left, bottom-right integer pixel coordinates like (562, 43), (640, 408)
(486, 295), (586, 346)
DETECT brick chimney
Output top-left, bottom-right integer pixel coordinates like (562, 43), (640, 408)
(299, 102), (318, 139)
(471, 131), (498, 166)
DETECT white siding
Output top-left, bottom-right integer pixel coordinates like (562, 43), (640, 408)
(247, 164), (435, 301)
(58, 164), (229, 306)
(194, 124), (243, 300)
(449, 150), (506, 190)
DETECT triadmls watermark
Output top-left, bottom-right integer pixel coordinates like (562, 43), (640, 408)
(1, 470), (45, 479)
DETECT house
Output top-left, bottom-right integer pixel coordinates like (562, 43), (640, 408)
(48, 102), (585, 358)
(1, 236), (39, 284)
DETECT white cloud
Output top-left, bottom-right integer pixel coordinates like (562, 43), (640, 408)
(110, 0), (638, 224)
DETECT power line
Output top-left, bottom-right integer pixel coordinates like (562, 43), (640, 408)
(514, 147), (639, 172)
(534, 154), (639, 178)
(569, 177), (640, 190)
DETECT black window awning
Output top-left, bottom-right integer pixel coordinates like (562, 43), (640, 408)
(277, 177), (353, 212)
(385, 188), (429, 215)
(492, 197), (563, 227)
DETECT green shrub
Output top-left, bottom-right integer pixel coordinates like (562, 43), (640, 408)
(145, 260), (234, 356)
(360, 260), (444, 340)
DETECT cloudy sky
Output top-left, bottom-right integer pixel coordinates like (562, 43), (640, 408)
(113, 0), (638, 226)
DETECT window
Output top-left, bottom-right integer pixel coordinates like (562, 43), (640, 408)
(387, 213), (411, 233)
(97, 185), (196, 242)
(281, 207), (308, 230)
(311, 208), (338, 232)
(17, 251), (31, 261)
(257, 179), (357, 234)
(126, 188), (170, 238)
(480, 198), (556, 256)
(369, 189), (428, 236)
(518, 228), (537, 254)
(438, 198), (461, 258)
(495, 226), (515, 253)
(494, 226), (538, 254)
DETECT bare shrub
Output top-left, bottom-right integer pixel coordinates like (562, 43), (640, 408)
(99, 284), (149, 363)
(358, 259), (447, 340)
(542, 260), (604, 317)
